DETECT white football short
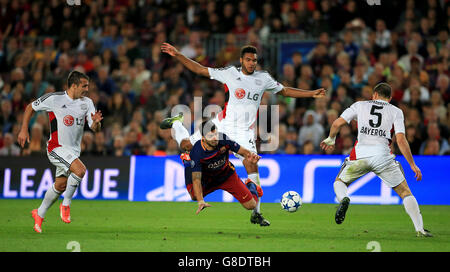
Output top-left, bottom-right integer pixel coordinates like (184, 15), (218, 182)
(47, 147), (78, 177)
(337, 154), (405, 188)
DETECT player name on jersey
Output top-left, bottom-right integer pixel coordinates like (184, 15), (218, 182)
(359, 126), (387, 137)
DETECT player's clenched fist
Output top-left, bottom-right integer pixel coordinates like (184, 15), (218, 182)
(312, 88), (327, 98)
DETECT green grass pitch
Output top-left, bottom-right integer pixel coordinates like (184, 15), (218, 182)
(0, 199), (449, 252)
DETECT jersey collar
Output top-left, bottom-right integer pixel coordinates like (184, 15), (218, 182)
(64, 91), (74, 101)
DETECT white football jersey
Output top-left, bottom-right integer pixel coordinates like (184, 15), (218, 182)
(31, 91), (96, 156)
(208, 66), (284, 132)
(340, 99), (405, 160)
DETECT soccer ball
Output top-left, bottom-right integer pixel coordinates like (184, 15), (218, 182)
(281, 191), (302, 212)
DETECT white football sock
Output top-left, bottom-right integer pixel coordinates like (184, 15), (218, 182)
(37, 184), (61, 218)
(248, 173), (261, 213)
(403, 195), (424, 232)
(334, 180), (349, 203)
(62, 173), (82, 206)
(172, 120), (190, 146)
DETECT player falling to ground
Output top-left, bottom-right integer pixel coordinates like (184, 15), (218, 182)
(187, 120), (263, 215)
(160, 42), (326, 226)
(17, 71), (103, 233)
(320, 82), (432, 237)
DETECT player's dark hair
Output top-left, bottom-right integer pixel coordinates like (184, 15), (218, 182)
(240, 45), (258, 58)
(373, 82), (392, 98)
(67, 70), (89, 88)
(200, 120), (216, 136)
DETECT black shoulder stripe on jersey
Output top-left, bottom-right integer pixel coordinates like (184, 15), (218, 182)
(40, 91), (65, 102)
(215, 65), (234, 71)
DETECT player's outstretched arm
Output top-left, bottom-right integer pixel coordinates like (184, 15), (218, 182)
(396, 133), (422, 181)
(279, 86), (326, 98)
(17, 104), (35, 148)
(320, 117), (347, 152)
(161, 42), (210, 78)
(192, 171), (211, 214)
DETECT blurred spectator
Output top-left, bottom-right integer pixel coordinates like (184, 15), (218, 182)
(398, 40), (424, 73)
(1, 99), (15, 133)
(406, 124), (422, 155)
(25, 70), (49, 99)
(298, 110), (324, 149)
(81, 131), (95, 156)
(422, 139), (441, 155)
(100, 22), (124, 55)
(133, 58), (151, 94)
(402, 77), (430, 103)
(112, 135), (126, 157)
(374, 19), (391, 56)
(307, 42), (332, 77)
(96, 66), (117, 96)
(334, 85), (353, 110)
(105, 91), (132, 128)
(406, 56), (429, 88)
(419, 122), (450, 155)
(342, 29), (359, 64)
(430, 90), (447, 124)
(301, 140), (316, 155)
(215, 33), (240, 67)
(22, 123), (45, 156)
(180, 31), (201, 59)
(0, 132), (20, 156)
(436, 74), (450, 103)
(92, 131), (108, 156)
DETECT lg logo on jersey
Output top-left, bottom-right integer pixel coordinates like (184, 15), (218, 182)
(234, 88), (259, 101)
(63, 115), (84, 126)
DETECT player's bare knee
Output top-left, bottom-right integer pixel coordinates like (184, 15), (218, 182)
(54, 178), (67, 192)
(393, 180), (411, 199)
(74, 167), (86, 178)
(71, 162), (86, 178)
(180, 140), (192, 152)
(55, 183), (66, 192)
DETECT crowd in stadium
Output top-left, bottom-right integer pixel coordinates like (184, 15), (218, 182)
(0, 0), (449, 157)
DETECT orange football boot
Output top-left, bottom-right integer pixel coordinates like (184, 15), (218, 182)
(31, 209), (43, 233)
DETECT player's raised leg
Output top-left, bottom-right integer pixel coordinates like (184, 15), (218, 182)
(60, 159), (86, 223)
(393, 180), (432, 237)
(160, 113), (194, 152)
